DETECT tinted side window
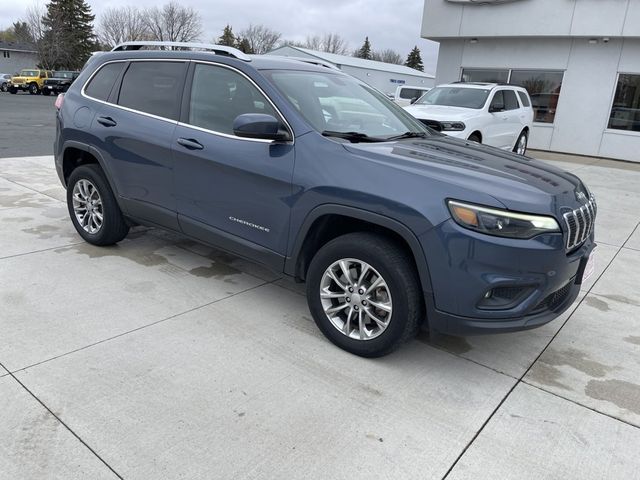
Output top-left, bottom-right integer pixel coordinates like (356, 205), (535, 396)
(400, 88), (423, 100)
(504, 90), (519, 110)
(490, 90), (505, 110)
(518, 91), (531, 107)
(85, 63), (125, 101)
(188, 63), (278, 135)
(118, 62), (186, 120)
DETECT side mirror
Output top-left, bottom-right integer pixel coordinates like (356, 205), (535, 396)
(489, 104), (505, 113)
(233, 114), (291, 142)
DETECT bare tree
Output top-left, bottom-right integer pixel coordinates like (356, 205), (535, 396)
(239, 24), (281, 54)
(144, 2), (202, 42)
(372, 49), (403, 65)
(98, 7), (149, 48)
(301, 33), (348, 54)
(24, 1), (46, 42)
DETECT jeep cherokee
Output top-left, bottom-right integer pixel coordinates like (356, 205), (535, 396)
(54, 41), (597, 357)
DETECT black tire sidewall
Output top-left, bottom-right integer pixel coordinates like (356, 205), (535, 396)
(514, 131), (528, 155)
(67, 165), (128, 246)
(468, 133), (481, 143)
(306, 235), (417, 357)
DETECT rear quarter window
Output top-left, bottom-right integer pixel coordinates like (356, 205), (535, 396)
(84, 62), (125, 101)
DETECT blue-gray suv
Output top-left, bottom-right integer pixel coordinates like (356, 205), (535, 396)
(54, 41), (597, 357)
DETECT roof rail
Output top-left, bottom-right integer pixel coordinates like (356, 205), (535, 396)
(280, 56), (341, 71)
(111, 41), (251, 62)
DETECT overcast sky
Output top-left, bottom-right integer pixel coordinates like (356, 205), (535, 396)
(0, 0), (440, 74)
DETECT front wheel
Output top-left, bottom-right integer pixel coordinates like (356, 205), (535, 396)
(468, 133), (481, 143)
(306, 233), (423, 357)
(513, 131), (528, 156)
(67, 164), (130, 246)
(9, 87), (17, 94)
(28, 83), (39, 95)
(42, 89), (51, 96)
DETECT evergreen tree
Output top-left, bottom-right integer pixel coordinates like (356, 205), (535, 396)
(40, 0), (96, 69)
(405, 46), (424, 72)
(218, 24), (235, 46)
(13, 21), (34, 44)
(354, 36), (372, 60)
(235, 37), (253, 54)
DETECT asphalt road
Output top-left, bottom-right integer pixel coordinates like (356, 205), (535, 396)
(0, 92), (57, 158)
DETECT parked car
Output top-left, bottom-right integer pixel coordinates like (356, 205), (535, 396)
(404, 82), (534, 155)
(9, 68), (53, 94)
(42, 70), (80, 95)
(55, 41), (596, 357)
(393, 85), (431, 107)
(0, 73), (12, 92)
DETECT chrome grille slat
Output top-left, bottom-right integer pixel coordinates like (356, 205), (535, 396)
(563, 195), (597, 250)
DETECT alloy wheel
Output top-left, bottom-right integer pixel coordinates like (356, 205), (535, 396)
(319, 258), (393, 340)
(72, 179), (103, 234)
(516, 134), (527, 155)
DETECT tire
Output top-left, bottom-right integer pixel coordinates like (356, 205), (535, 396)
(306, 232), (423, 357)
(66, 164), (129, 246)
(29, 83), (39, 95)
(513, 130), (528, 156)
(42, 89), (51, 96)
(9, 87), (17, 94)
(0, 83), (7, 92)
(468, 133), (481, 143)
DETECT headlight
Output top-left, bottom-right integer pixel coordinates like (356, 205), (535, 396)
(447, 200), (560, 239)
(441, 121), (466, 131)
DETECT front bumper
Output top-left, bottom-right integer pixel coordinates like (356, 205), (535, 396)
(43, 84), (69, 93)
(420, 219), (595, 335)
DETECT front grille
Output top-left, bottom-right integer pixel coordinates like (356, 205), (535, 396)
(419, 119), (442, 132)
(563, 194), (597, 250)
(530, 278), (574, 314)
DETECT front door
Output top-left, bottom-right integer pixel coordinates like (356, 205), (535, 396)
(172, 62), (295, 270)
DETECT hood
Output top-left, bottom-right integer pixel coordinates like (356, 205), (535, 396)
(403, 104), (479, 121)
(11, 77), (26, 83)
(342, 136), (585, 216)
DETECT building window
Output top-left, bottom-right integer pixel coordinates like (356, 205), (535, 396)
(2, 50), (10, 58)
(509, 70), (564, 124)
(608, 74), (640, 132)
(461, 69), (509, 83)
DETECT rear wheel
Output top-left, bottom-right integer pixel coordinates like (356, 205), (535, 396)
(67, 164), (129, 246)
(513, 130), (528, 156)
(0, 83), (7, 92)
(306, 232), (423, 357)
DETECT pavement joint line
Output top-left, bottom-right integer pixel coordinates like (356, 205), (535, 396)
(0, 241), (86, 261)
(0, 175), (65, 204)
(0, 359), (125, 480)
(440, 243), (625, 480)
(521, 379), (640, 430)
(9, 279), (275, 377)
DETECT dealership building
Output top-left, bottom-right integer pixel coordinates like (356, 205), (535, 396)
(267, 46), (434, 97)
(422, 0), (640, 162)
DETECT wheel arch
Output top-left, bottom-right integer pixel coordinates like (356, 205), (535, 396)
(284, 204), (433, 295)
(61, 142), (120, 196)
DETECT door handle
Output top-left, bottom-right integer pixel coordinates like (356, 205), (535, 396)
(177, 138), (204, 150)
(97, 116), (117, 127)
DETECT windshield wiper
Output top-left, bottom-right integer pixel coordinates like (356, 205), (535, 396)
(321, 130), (386, 143)
(385, 131), (429, 141)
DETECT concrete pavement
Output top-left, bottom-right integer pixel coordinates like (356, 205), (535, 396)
(1, 152), (639, 479)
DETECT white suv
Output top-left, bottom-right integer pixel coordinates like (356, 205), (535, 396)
(403, 83), (534, 155)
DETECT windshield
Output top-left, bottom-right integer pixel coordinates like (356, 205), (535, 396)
(263, 70), (428, 140)
(53, 71), (75, 78)
(19, 70), (39, 77)
(414, 86), (491, 109)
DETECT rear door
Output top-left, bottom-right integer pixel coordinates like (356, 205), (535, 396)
(502, 89), (523, 149)
(172, 61), (295, 270)
(90, 60), (188, 229)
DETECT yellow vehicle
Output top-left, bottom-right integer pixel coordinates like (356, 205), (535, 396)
(9, 69), (53, 95)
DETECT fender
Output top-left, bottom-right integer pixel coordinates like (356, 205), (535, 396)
(284, 204), (434, 294)
(60, 140), (120, 198)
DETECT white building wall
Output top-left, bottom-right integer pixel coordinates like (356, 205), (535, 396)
(339, 65), (433, 96)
